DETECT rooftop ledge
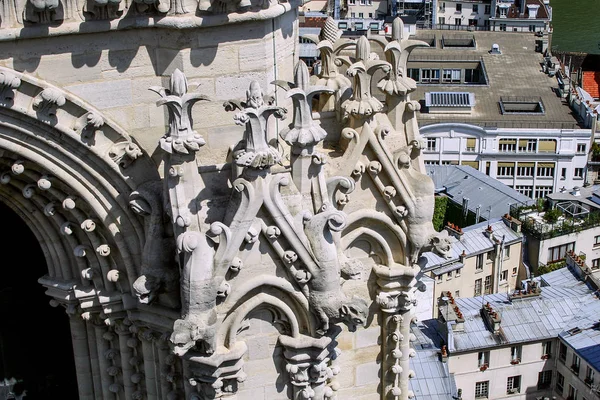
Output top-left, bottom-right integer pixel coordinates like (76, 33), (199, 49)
(0, 2), (294, 42)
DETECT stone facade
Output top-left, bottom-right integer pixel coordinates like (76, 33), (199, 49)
(0, 4), (447, 398)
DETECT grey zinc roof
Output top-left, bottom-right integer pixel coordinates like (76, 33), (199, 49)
(559, 300), (600, 371)
(539, 265), (596, 292)
(450, 286), (596, 353)
(427, 165), (534, 219)
(422, 217), (523, 272)
(409, 321), (456, 399)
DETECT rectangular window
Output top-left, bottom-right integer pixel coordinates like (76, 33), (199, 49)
(500, 270), (508, 282)
(538, 370), (552, 389)
(586, 366), (595, 386)
(559, 342), (567, 362)
(503, 246), (510, 259)
(464, 69), (480, 83)
(478, 351), (490, 368)
(500, 24), (507, 31)
(440, 2), (445, 12)
(510, 345), (522, 363)
(569, 385), (578, 400)
(439, 17), (446, 25)
(484, 4), (490, 13)
(437, 274), (443, 282)
(456, 3), (462, 11)
(475, 381), (489, 398)
(484, 275), (492, 294)
(548, 242), (575, 263)
(516, 162), (534, 177)
(474, 278), (482, 296)
(534, 186), (553, 199)
(420, 69), (440, 83)
(507, 375), (521, 395)
(572, 354), (581, 375)
(455, 18), (461, 26)
(515, 185), (533, 198)
(359, 0), (365, 5)
(595, 235), (600, 245)
(447, 271), (452, 280)
(556, 371), (564, 393)
(456, 268), (462, 277)
(497, 162), (515, 177)
(427, 138), (437, 151)
(472, 4), (478, 13)
(577, 143), (587, 153)
(512, 267), (517, 275)
(593, 258), (600, 270)
(529, 24), (536, 32)
(561, 168), (567, 179)
(542, 341), (552, 358)
(455, 290), (460, 297)
(476, 254), (484, 270)
(358, 12), (364, 18)
(442, 69), (461, 83)
(536, 162), (555, 177)
(518, 139), (537, 152)
(498, 138), (517, 152)
(408, 68), (419, 81)
(575, 168), (585, 179)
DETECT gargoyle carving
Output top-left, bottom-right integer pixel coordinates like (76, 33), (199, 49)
(303, 207), (369, 335)
(129, 181), (178, 307)
(24, 0), (63, 23)
(170, 231), (218, 356)
(197, 0), (250, 15)
(0, 71), (21, 103)
(223, 81), (286, 170)
(82, 0), (123, 20)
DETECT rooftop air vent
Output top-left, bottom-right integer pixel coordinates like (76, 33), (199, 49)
(490, 43), (501, 54)
(425, 92), (475, 114)
(571, 187), (581, 196)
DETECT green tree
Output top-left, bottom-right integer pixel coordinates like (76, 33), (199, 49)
(433, 196), (448, 232)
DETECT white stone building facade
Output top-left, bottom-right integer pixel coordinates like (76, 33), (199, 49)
(420, 124), (592, 199)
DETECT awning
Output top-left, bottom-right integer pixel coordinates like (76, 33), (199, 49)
(517, 162), (535, 167)
(462, 161), (479, 168)
(538, 140), (557, 152)
(466, 138), (476, 147)
(537, 162), (555, 168)
(498, 162), (515, 167)
(499, 139), (517, 145)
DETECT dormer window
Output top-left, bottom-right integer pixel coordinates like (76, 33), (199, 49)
(498, 4), (509, 17)
(527, 4), (540, 18)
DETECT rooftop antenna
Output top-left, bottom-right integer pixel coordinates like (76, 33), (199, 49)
(486, 205), (492, 229)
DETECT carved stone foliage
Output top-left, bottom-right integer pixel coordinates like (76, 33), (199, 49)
(223, 80), (286, 170)
(0, 70), (21, 104)
(374, 18), (429, 97)
(150, 68), (210, 155)
(273, 60), (333, 155)
(341, 36), (390, 120)
(23, 0), (64, 23)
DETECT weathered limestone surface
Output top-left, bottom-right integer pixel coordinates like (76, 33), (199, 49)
(0, 5), (451, 398)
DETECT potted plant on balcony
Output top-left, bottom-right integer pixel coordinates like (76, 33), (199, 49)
(541, 354), (550, 360)
(510, 358), (520, 365)
(479, 364), (488, 371)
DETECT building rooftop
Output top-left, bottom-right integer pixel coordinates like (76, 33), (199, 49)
(427, 165), (534, 219)
(559, 300), (600, 372)
(439, 265), (600, 354)
(422, 217), (523, 274)
(407, 30), (579, 129)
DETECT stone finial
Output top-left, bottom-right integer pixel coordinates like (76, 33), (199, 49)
(273, 60), (333, 154)
(150, 69), (210, 155)
(223, 80), (286, 170)
(341, 36), (391, 119)
(377, 17), (429, 97)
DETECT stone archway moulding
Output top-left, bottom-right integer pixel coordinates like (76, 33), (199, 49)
(0, 65), (162, 319)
